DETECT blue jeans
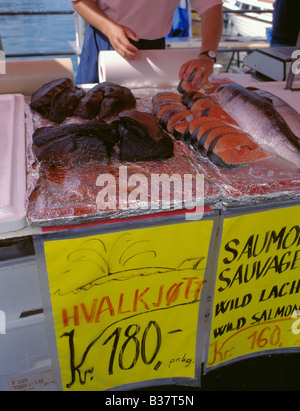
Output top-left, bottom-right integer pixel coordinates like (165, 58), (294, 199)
(76, 25), (113, 84)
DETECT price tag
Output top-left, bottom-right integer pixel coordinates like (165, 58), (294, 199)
(207, 206), (300, 369)
(42, 220), (214, 390)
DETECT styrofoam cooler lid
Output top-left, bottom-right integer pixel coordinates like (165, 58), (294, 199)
(0, 94), (26, 234)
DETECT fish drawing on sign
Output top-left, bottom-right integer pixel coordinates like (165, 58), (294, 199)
(53, 232), (206, 296)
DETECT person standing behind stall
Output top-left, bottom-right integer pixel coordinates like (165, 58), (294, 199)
(71, 0), (223, 88)
(271, 0), (300, 47)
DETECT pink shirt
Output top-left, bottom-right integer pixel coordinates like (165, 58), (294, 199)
(72, 0), (223, 40)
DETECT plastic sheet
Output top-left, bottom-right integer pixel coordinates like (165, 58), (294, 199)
(25, 82), (300, 227)
(25, 89), (221, 227)
(26, 146), (221, 227)
(189, 151), (300, 207)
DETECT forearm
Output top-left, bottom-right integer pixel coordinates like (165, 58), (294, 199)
(179, 4), (223, 88)
(72, 0), (115, 37)
(72, 0), (139, 59)
(200, 4), (223, 53)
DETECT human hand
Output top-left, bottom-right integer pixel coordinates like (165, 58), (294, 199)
(179, 56), (214, 89)
(107, 23), (140, 60)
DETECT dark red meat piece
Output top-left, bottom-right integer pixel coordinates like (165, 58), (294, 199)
(30, 77), (74, 116)
(48, 86), (86, 123)
(73, 84), (105, 119)
(32, 121), (119, 167)
(96, 82), (136, 119)
(114, 111), (174, 162)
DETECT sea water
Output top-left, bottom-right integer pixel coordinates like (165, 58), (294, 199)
(0, 0), (78, 71)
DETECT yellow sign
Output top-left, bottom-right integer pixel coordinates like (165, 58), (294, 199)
(207, 207), (300, 369)
(43, 221), (214, 390)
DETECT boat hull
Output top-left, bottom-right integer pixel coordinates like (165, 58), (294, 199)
(224, 0), (273, 38)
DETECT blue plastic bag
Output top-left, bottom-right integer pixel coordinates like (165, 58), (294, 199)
(166, 6), (190, 38)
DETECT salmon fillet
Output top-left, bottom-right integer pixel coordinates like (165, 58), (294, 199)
(199, 125), (244, 156)
(159, 107), (187, 128)
(187, 117), (227, 139)
(166, 110), (197, 133)
(181, 91), (205, 106)
(152, 92), (182, 104)
(189, 97), (220, 112)
(202, 107), (240, 127)
(174, 121), (190, 140)
(154, 102), (186, 118)
(207, 132), (270, 167)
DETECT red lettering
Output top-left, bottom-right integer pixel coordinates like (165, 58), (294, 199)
(95, 296), (115, 322)
(81, 299), (98, 323)
(62, 306), (79, 327)
(133, 288), (150, 311)
(183, 277), (199, 299)
(152, 285), (164, 308)
(118, 293), (131, 315)
(166, 282), (183, 306)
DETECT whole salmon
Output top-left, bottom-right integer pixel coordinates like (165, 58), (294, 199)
(247, 87), (300, 140)
(216, 83), (300, 169)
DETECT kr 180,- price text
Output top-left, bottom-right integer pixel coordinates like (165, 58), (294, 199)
(62, 320), (166, 388)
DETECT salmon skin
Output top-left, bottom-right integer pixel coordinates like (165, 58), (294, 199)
(216, 83), (300, 169)
(181, 91), (205, 107)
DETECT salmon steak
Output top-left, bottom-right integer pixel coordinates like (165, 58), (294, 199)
(166, 110), (200, 134)
(153, 102), (186, 119)
(159, 107), (188, 129)
(152, 92), (182, 106)
(173, 121), (190, 140)
(201, 107), (240, 127)
(189, 97), (220, 112)
(184, 117), (227, 142)
(197, 125), (244, 156)
(181, 91), (206, 107)
(207, 132), (270, 168)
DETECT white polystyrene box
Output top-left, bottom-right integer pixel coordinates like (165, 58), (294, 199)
(0, 94), (26, 234)
(0, 257), (57, 391)
(0, 257), (43, 322)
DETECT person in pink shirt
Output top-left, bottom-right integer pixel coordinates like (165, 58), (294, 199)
(71, 0), (223, 87)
